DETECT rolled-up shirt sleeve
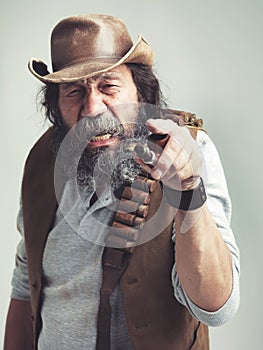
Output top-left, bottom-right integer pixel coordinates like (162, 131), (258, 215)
(171, 130), (240, 326)
(11, 202), (31, 301)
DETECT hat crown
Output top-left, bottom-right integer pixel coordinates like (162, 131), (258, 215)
(51, 14), (133, 72)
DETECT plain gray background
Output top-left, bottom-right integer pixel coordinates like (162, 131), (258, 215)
(1, 0), (262, 348)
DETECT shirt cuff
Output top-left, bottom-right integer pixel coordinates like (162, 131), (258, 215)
(176, 259), (240, 327)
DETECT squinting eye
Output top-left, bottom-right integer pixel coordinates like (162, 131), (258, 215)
(68, 89), (82, 96)
(101, 84), (120, 94)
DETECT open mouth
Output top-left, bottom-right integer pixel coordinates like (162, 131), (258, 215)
(87, 131), (120, 148)
(91, 133), (112, 142)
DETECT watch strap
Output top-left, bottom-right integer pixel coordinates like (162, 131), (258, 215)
(163, 178), (207, 210)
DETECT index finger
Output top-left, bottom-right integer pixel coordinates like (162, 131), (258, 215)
(146, 118), (176, 134)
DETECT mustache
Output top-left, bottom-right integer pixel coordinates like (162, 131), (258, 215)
(74, 111), (125, 142)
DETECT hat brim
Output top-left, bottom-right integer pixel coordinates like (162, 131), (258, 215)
(28, 35), (153, 84)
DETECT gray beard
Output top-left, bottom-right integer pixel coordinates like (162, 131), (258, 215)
(52, 111), (149, 193)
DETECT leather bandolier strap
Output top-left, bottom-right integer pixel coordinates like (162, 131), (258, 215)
(96, 110), (204, 350)
(96, 173), (157, 350)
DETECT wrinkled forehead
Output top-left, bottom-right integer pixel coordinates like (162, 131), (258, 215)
(59, 66), (132, 89)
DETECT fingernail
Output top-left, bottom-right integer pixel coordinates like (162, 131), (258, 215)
(151, 169), (162, 179)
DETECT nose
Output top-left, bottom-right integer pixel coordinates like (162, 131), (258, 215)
(81, 88), (107, 118)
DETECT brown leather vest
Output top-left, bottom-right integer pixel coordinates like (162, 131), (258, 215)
(22, 121), (209, 349)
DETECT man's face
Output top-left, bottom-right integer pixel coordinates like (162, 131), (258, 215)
(56, 64), (148, 190)
(58, 64), (139, 148)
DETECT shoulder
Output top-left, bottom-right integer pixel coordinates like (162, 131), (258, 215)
(23, 127), (56, 179)
(196, 130), (222, 163)
(26, 127), (55, 157)
(196, 129), (212, 144)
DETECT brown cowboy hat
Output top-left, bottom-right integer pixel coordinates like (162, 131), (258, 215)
(28, 14), (154, 84)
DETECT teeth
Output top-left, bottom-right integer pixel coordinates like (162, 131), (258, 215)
(91, 133), (112, 142)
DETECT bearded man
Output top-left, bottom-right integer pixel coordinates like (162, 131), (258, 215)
(4, 14), (240, 350)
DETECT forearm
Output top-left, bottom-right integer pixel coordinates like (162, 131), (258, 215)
(175, 204), (233, 312)
(4, 299), (33, 350)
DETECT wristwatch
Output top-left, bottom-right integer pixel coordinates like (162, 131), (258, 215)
(163, 178), (207, 210)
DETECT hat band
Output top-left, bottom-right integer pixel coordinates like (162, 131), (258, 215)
(54, 56), (123, 71)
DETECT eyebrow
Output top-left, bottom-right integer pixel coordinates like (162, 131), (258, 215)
(99, 71), (122, 79)
(60, 71), (122, 91)
(60, 83), (77, 90)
